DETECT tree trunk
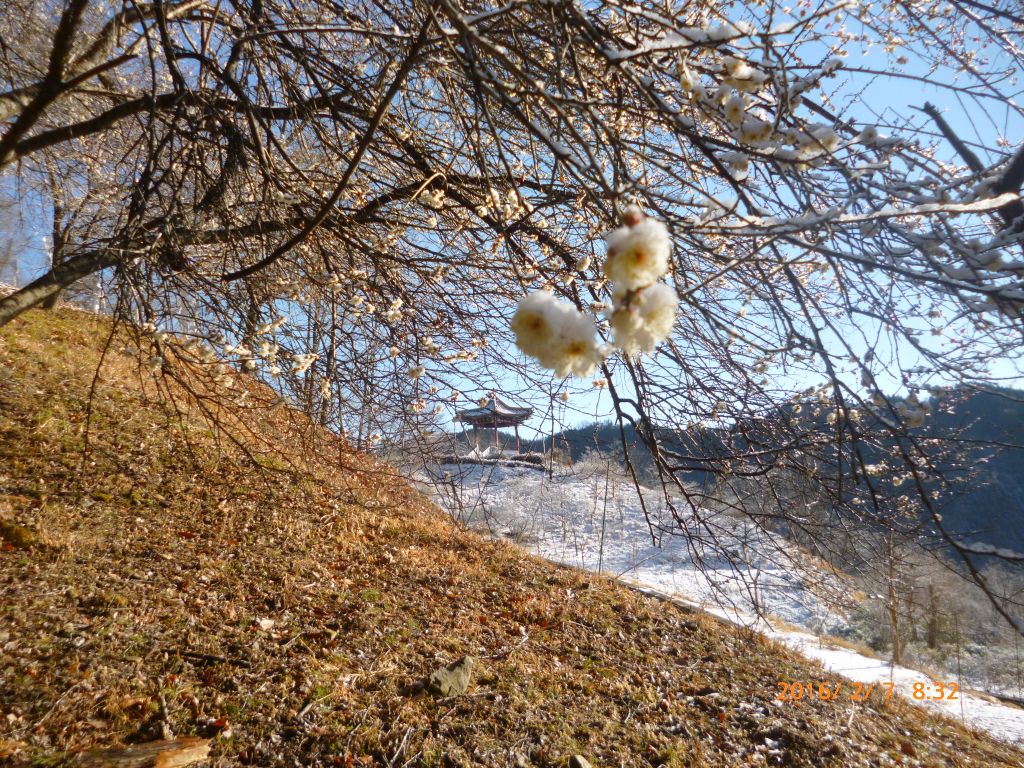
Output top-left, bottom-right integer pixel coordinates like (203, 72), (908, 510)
(0, 249), (117, 327)
(887, 534), (902, 666)
(927, 583), (940, 649)
(40, 177), (66, 310)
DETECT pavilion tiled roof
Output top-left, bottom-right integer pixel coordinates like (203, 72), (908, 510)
(456, 394), (533, 426)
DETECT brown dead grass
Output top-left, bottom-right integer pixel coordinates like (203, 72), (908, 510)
(1, 307), (1023, 768)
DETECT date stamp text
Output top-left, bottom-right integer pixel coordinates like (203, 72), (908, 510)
(775, 680), (959, 704)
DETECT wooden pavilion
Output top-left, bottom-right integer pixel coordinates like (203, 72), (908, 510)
(456, 394), (533, 454)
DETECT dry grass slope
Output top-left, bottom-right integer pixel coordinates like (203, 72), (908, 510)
(1, 308), (1022, 768)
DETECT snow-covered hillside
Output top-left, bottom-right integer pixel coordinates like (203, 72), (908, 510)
(417, 460), (1024, 746)
(421, 461), (850, 632)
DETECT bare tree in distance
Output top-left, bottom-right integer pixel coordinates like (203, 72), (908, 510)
(0, 193), (19, 289)
(1, 0), (1023, 631)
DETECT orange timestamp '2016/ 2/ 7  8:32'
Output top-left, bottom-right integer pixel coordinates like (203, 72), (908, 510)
(775, 680), (960, 704)
(776, 680), (893, 704)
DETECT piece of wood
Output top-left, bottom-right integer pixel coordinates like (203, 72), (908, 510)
(74, 737), (211, 767)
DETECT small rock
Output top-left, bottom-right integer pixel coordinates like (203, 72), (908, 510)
(568, 756), (592, 768)
(426, 656), (474, 697)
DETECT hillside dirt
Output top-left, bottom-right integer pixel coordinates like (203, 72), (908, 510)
(1, 307), (1023, 768)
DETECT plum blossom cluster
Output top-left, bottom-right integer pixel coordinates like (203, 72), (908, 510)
(510, 291), (606, 378)
(511, 207), (678, 377)
(604, 207), (679, 356)
(896, 393), (929, 429)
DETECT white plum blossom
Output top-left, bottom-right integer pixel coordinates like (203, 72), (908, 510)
(420, 187), (445, 209)
(610, 283), (678, 355)
(603, 210), (672, 290)
(779, 124), (841, 163)
(510, 291), (561, 359)
(600, 208), (680, 357)
(737, 115), (774, 146)
(677, 59), (696, 91)
(719, 150), (750, 181)
(408, 365), (426, 379)
(292, 353), (318, 374)
(542, 310), (605, 378)
(897, 399), (928, 428)
(255, 316), (287, 335)
(385, 298), (403, 324)
(905, 409), (926, 428)
(511, 290), (605, 378)
(857, 125), (879, 144)
(724, 60), (768, 93)
(724, 93), (745, 125)
(257, 341), (278, 360)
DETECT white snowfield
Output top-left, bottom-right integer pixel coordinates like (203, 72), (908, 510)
(419, 461), (1024, 747)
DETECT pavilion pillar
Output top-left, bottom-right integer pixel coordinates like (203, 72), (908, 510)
(515, 424), (521, 454)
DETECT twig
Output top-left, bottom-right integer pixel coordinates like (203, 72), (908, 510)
(343, 708), (371, 751)
(158, 691), (174, 740)
(919, 102), (1024, 234)
(280, 631), (304, 649)
(295, 687), (337, 720)
(480, 631), (530, 661)
(919, 102), (984, 173)
(30, 680), (85, 731)
(387, 726), (414, 768)
(169, 648), (252, 668)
